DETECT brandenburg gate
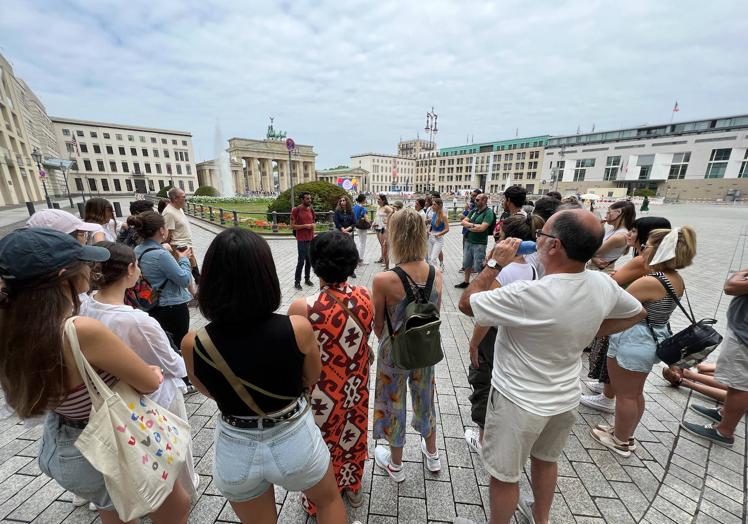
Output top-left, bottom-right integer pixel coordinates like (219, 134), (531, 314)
(227, 121), (317, 193)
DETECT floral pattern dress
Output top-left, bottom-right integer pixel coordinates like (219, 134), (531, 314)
(302, 283), (373, 515)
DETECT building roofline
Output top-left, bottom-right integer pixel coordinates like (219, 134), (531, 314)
(316, 166), (368, 173)
(439, 135), (550, 154)
(350, 152), (413, 159)
(546, 113), (748, 148)
(50, 117), (192, 137)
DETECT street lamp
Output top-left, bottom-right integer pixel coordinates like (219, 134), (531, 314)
(425, 107), (438, 193)
(31, 148), (52, 209)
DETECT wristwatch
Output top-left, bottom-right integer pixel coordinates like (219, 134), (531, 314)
(486, 259), (502, 270)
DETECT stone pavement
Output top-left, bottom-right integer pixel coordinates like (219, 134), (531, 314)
(0, 204), (746, 523)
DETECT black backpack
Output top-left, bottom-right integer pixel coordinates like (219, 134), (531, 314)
(384, 266), (443, 370)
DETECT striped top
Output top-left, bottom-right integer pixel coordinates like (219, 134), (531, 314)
(53, 372), (118, 420)
(641, 272), (679, 326)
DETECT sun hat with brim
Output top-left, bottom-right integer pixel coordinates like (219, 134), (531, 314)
(26, 209), (101, 235)
(0, 228), (110, 282)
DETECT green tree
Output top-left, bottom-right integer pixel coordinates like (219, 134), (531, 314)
(156, 185), (173, 198)
(267, 181), (348, 213)
(193, 185), (221, 197)
(634, 188), (656, 197)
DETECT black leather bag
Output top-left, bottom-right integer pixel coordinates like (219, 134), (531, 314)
(646, 275), (722, 368)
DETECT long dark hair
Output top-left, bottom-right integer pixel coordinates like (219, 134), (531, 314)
(0, 263), (89, 418)
(199, 228), (281, 323)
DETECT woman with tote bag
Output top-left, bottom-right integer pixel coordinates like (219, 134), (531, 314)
(0, 228), (190, 524)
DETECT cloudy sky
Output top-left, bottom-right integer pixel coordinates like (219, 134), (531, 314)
(1, 0), (746, 168)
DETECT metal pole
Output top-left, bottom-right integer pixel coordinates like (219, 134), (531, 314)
(289, 149), (294, 209)
(62, 166), (74, 208)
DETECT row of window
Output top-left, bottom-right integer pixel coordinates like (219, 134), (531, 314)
(552, 148), (748, 181)
(79, 158), (192, 176)
(66, 142), (189, 162)
(73, 177), (195, 194)
(62, 128), (188, 147)
(442, 141), (546, 156)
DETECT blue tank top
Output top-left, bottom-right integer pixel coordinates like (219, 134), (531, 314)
(431, 213), (446, 233)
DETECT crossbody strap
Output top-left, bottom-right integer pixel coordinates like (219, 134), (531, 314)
(137, 248), (169, 292)
(193, 328), (296, 416)
(650, 273), (695, 324)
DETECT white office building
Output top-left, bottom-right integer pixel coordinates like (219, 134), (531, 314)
(543, 115), (748, 201)
(51, 117), (198, 196)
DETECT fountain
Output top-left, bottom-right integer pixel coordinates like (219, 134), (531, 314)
(213, 122), (233, 197)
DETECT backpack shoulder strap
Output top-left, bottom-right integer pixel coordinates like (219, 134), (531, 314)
(391, 266), (416, 302)
(137, 247), (160, 264)
(136, 247), (169, 291)
(422, 265), (436, 302)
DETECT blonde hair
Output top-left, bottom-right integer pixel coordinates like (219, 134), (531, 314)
(433, 198), (446, 227)
(388, 207), (428, 264)
(646, 226), (696, 271)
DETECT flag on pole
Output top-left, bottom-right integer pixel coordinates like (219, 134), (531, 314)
(71, 135), (80, 157)
(672, 101), (679, 113)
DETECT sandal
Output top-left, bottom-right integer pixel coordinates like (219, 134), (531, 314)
(662, 367), (683, 387)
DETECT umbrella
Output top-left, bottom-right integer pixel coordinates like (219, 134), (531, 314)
(580, 193), (601, 200)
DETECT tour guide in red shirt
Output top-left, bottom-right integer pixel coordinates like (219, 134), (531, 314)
(291, 191), (316, 290)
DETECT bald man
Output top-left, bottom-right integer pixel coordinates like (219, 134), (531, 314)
(458, 210), (646, 524)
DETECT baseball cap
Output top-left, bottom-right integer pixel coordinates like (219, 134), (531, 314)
(0, 228), (110, 282)
(26, 209), (101, 235)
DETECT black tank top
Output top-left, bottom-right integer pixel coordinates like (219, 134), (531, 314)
(193, 314), (305, 416)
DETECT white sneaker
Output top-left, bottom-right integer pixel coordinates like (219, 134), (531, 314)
(464, 428), (482, 454)
(71, 495), (87, 507)
(594, 424), (637, 451)
(580, 393), (615, 413)
(420, 439), (441, 472)
(374, 445), (405, 482)
(583, 380), (604, 394)
(517, 497), (536, 523)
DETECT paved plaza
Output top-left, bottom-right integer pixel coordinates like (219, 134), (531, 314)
(0, 204), (746, 523)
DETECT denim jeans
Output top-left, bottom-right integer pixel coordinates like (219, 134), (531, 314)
(295, 240), (311, 284)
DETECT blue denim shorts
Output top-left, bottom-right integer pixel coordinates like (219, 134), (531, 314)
(213, 405), (330, 502)
(608, 322), (668, 373)
(463, 242), (487, 273)
(38, 413), (113, 510)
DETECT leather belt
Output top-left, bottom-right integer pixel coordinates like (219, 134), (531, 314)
(221, 401), (303, 429)
(57, 415), (88, 429)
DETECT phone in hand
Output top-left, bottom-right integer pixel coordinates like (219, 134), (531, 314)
(176, 245), (188, 253)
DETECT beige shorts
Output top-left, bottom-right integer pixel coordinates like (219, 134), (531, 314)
(482, 388), (576, 483)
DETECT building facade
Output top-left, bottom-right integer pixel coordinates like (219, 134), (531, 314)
(435, 136), (548, 194)
(543, 115), (748, 201)
(316, 166), (369, 193)
(227, 137), (316, 193)
(51, 117), (198, 196)
(350, 153), (416, 194)
(0, 53), (46, 206)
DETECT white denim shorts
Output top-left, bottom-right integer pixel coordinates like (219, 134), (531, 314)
(212, 405), (330, 502)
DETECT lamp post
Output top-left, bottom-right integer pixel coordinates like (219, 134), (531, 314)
(425, 107), (438, 194)
(31, 148), (52, 208)
(286, 138), (296, 207)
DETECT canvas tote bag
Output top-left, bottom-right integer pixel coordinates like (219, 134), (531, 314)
(64, 317), (191, 521)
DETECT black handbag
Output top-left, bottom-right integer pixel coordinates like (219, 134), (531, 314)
(645, 275), (722, 368)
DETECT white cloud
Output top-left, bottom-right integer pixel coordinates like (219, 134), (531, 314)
(1, 0), (746, 167)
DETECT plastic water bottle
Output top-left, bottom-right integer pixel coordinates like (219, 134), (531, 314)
(516, 240), (537, 255)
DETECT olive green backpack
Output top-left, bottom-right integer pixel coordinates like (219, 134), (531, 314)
(384, 265), (444, 370)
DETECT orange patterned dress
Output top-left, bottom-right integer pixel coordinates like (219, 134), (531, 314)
(303, 283), (373, 514)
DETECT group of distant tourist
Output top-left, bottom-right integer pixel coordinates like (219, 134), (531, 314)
(0, 183), (745, 524)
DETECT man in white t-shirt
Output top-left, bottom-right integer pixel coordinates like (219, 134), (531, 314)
(162, 187), (199, 280)
(458, 209), (645, 524)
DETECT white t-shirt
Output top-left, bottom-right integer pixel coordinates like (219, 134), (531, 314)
(79, 298), (187, 408)
(162, 204), (193, 247)
(497, 261), (536, 286)
(523, 252), (545, 278)
(470, 270), (642, 416)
